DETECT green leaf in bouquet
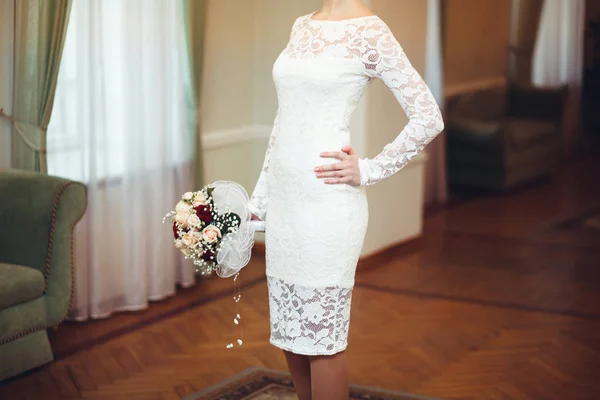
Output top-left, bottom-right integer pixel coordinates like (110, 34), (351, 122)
(220, 212), (241, 234)
(229, 212), (241, 228)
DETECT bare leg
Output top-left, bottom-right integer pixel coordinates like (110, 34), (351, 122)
(283, 350), (312, 400)
(310, 351), (349, 400)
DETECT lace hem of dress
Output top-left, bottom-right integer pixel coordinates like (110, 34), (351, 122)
(270, 338), (348, 356)
(267, 275), (353, 355)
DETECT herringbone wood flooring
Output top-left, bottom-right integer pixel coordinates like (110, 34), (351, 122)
(1, 156), (599, 400)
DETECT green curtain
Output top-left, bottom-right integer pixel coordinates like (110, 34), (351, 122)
(7, 0), (72, 173)
(182, 0), (207, 190)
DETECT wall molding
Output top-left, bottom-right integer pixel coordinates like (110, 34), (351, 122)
(202, 124), (272, 150)
(202, 123), (427, 167)
(444, 76), (507, 98)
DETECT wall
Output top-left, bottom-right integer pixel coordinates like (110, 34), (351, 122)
(201, 0), (256, 133)
(0, 0), (429, 254)
(362, 0), (429, 255)
(0, 1), (431, 260)
(0, 0), (13, 168)
(200, 0), (430, 253)
(252, 0), (320, 125)
(200, 0), (318, 196)
(443, 0), (511, 95)
(200, 0), (320, 243)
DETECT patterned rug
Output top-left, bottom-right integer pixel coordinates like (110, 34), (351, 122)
(185, 368), (444, 400)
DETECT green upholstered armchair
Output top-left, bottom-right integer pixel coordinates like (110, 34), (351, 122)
(0, 169), (87, 381)
(446, 84), (568, 190)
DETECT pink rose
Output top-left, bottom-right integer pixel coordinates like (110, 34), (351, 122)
(175, 200), (192, 213)
(192, 192), (207, 207)
(181, 231), (200, 248)
(202, 225), (221, 243)
(186, 213), (201, 228)
(175, 211), (191, 228)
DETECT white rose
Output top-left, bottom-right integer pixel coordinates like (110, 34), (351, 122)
(182, 192), (194, 201)
(175, 211), (191, 228)
(182, 247), (192, 257)
(192, 192), (207, 207)
(175, 200), (192, 212)
(174, 239), (183, 249)
(202, 225), (222, 243)
(187, 213), (201, 228)
(182, 231), (200, 248)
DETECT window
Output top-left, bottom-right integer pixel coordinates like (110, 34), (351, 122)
(48, 0), (193, 183)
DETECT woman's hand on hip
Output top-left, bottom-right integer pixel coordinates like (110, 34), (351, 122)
(314, 145), (361, 186)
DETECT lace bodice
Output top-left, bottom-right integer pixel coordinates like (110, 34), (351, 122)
(247, 13), (444, 220)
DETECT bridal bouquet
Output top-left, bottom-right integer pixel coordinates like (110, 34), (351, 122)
(163, 181), (256, 277)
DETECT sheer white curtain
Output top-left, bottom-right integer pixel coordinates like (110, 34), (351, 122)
(424, 0), (447, 204)
(532, 0), (585, 156)
(48, 0), (196, 320)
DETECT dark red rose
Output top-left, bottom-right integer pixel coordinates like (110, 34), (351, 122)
(195, 205), (213, 223)
(173, 222), (180, 239)
(201, 250), (214, 262)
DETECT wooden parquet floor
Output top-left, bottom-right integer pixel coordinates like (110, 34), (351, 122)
(1, 155), (599, 400)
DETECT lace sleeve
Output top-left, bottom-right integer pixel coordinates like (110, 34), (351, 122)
(357, 20), (444, 186)
(247, 17), (303, 220)
(247, 112), (279, 220)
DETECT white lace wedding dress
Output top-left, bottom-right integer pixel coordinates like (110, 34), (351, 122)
(247, 12), (444, 355)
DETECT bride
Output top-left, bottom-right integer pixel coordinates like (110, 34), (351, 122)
(247, 0), (444, 398)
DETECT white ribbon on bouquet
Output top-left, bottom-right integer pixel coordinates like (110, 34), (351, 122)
(204, 181), (265, 349)
(210, 180), (256, 278)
